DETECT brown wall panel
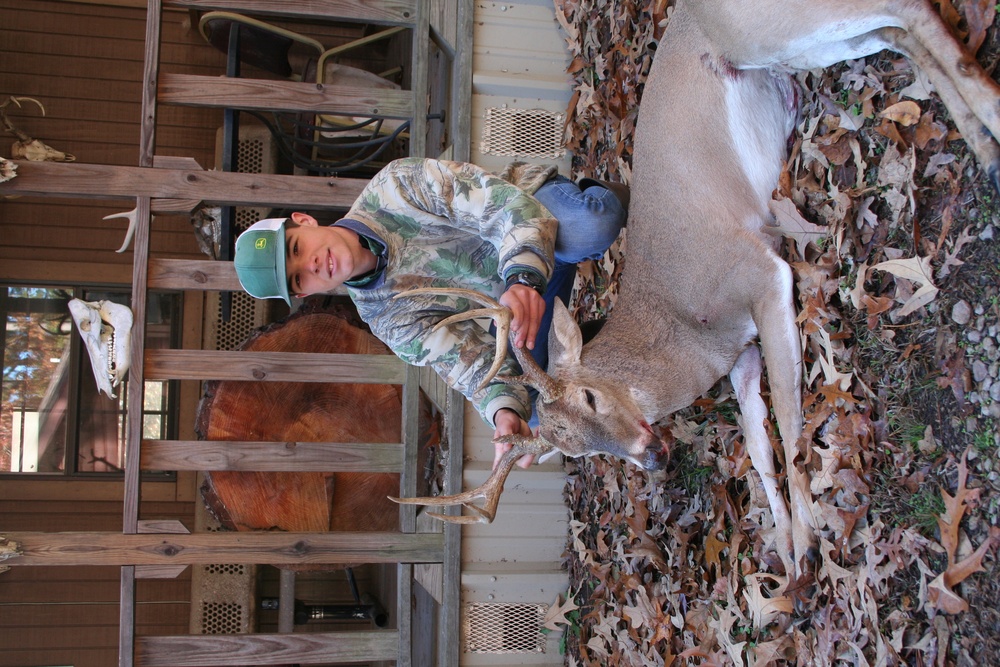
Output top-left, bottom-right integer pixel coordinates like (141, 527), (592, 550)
(1, 647), (115, 667)
(0, 600), (189, 628)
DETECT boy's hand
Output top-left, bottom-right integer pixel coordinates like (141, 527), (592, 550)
(492, 408), (535, 469)
(500, 284), (545, 351)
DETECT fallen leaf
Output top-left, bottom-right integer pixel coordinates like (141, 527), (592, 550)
(871, 255), (939, 316)
(938, 226), (976, 279)
(962, 0), (997, 53)
(543, 591), (581, 631)
(743, 572), (793, 628)
(766, 196), (828, 258)
(879, 100), (922, 126)
(900, 63), (936, 101)
(925, 452), (1000, 614)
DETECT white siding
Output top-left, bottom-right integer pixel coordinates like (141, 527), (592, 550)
(459, 3), (573, 663)
(460, 402), (569, 665)
(471, 0), (574, 174)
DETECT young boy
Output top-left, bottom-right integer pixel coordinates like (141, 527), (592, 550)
(234, 157), (627, 468)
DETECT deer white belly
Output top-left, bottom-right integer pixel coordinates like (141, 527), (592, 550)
(723, 68), (796, 215)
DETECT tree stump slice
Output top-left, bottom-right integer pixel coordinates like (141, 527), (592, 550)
(196, 307), (405, 536)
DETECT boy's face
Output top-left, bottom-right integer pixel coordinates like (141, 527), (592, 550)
(285, 213), (359, 297)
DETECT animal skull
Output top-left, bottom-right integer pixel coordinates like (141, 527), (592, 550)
(1, 97), (76, 163)
(68, 299), (134, 398)
(0, 157), (15, 183)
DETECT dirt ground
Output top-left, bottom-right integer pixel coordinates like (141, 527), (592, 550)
(550, 1), (1000, 664)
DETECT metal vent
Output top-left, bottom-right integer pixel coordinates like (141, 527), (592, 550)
(463, 602), (548, 654)
(189, 499), (257, 635)
(203, 123), (276, 352)
(200, 600), (245, 635)
(206, 563), (248, 576)
(214, 122), (276, 239)
(481, 107), (566, 159)
(206, 290), (268, 351)
(235, 132), (268, 174)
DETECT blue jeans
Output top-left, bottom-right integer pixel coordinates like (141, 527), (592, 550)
(524, 176), (626, 425)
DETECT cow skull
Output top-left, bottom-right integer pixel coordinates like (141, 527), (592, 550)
(68, 299), (134, 398)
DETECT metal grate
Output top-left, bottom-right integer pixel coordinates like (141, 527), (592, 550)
(462, 602), (548, 654)
(200, 600), (245, 635)
(207, 290), (267, 351)
(215, 122), (276, 244)
(206, 564), (247, 576)
(203, 123), (276, 352)
(235, 131), (268, 174)
(189, 502), (257, 635)
(481, 107), (566, 159)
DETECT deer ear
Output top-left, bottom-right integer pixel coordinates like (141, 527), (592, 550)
(548, 300), (583, 368)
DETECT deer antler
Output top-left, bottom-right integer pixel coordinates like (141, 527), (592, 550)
(388, 286), (563, 523)
(391, 286), (563, 399)
(104, 208), (139, 253)
(390, 433), (554, 523)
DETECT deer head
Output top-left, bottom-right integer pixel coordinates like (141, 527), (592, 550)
(388, 288), (667, 523)
(536, 299), (667, 471)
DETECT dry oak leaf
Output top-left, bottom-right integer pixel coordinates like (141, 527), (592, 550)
(879, 100), (922, 126)
(543, 591), (580, 631)
(900, 64), (936, 101)
(766, 196), (828, 259)
(743, 572), (793, 628)
(871, 255), (939, 317)
(926, 451), (1000, 614)
(962, 0), (997, 54)
(938, 225), (976, 279)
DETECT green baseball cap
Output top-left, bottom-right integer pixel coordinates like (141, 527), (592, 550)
(234, 218), (291, 305)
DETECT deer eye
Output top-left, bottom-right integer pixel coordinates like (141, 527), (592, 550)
(584, 389), (597, 410)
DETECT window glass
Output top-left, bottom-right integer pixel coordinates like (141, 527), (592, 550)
(1, 285), (179, 475)
(1, 287), (73, 473)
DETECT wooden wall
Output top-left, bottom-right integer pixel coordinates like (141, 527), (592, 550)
(2, 4), (206, 663)
(0, 498), (195, 667)
(0, 0), (405, 285)
(1, 3), (419, 665)
(0, 0), (216, 284)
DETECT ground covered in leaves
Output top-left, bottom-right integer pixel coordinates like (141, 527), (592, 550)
(544, 1), (1000, 664)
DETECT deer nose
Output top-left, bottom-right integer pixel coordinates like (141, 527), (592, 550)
(640, 443), (669, 471)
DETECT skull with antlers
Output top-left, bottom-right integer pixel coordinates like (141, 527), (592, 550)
(1, 97), (76, 163)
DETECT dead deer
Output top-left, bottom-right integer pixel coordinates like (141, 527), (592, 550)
(393, 0), (1000, 580)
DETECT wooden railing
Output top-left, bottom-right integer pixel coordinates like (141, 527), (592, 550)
(0, 0), (471, 664)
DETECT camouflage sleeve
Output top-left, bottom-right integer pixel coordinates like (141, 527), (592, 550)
(352, 288), (533, 427)
(371, 158), (558, 286)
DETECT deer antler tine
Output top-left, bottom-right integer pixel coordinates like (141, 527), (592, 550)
(501, 337), (564, 403)
(105, 208), (139, 253)
(432, 306), (510, 391)
(389, 435), (554, 523)
(393, 287), (512, 392)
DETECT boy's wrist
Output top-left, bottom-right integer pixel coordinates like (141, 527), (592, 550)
(504, 271), (545, 296)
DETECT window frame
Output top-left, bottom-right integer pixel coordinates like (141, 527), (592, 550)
(1, 281), (181, 479)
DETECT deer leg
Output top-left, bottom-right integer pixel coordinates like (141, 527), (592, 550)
(751, 260), (818, 578)
(730, 344), (796, 578)
(882, 26), (1000, 189)
(882, 6), (1000, 186)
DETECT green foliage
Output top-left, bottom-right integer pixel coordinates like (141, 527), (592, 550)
(902, 486), (946, 537)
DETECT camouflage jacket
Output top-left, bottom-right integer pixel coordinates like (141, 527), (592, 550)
(341, 157), (559, 426)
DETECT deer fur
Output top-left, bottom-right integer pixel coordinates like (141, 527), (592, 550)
(537, 0), (1000, 579)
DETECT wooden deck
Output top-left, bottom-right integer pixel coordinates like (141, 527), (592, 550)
(0, 0), (473, 664)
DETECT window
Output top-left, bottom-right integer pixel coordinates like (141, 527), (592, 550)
(1, 285), (180, 475)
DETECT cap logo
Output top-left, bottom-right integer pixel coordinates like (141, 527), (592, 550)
(255, 238), (267, 250)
